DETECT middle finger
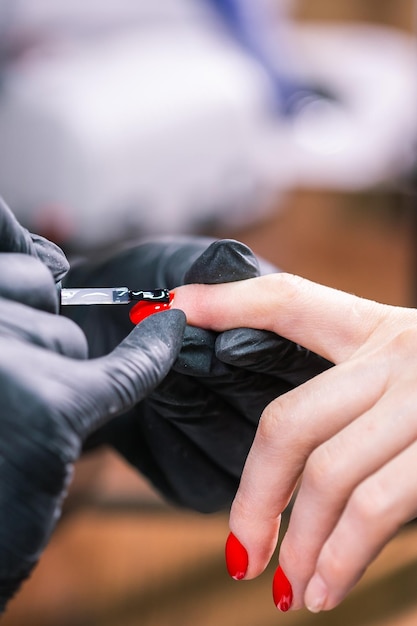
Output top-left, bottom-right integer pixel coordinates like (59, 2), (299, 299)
(280, 376), (417, 608)
(230, 353), (389, 579)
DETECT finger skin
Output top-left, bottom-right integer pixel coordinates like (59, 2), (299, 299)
(305, 438), (417, 612)
(227, 353), (387, 580)
(172, 275), (417, 610)
(65, 237), (284, 516)
(172, 275), (403, 363)
(278, 357), (417, 609)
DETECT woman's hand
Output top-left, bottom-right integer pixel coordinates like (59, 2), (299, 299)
(65, 239), (330, 513)
(173, 273), (417, 612)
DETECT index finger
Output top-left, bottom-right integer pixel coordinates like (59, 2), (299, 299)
(173, 274), (388, 363)
(227, 346), (388, 577)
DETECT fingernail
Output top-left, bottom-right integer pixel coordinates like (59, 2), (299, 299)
(305, 573), (327, 613)
(225, 532), (248, 580)
(129, 295), (173, 325)
(272, 566), (293, 612)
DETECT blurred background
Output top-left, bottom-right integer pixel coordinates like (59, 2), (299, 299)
(2, 0), (417, 624)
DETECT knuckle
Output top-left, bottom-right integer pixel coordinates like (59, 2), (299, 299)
(279, 536), (302, 576)
(303, 439), (350, 497)
(268, 273), (313, 308)
(231, 491), (256, 524)
(257, 393), (315, 472)
(257, 396), (293, 446)
(257, 402), (279, 441)
(278, 272), (310, 291)
(348, 479), (388, 525)
(388, 327), (417, 360)
(303, 445), (336, 493)
(319, 539), (347, 582)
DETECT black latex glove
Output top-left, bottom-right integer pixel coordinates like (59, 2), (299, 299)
(64, 237), (332, 513)
(0, 196), (69, 291)
(0, 219), (186, 612)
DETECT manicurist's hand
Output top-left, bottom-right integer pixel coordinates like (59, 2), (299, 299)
(0, 195), (69, 288)
(65, 239), (330, 513)
(173, 273), (417, 612)
(0, 253), (185, 613)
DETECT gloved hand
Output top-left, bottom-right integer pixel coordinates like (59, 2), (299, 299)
(64, 237), (332, 512)
(0, 196), (69, 293)
(0, 212), (186, 612)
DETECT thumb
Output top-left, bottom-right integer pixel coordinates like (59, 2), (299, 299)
(72, 309), (186, 438)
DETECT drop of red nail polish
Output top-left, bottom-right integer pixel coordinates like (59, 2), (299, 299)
(225, 532), (248, 580)
(129, 293), (173, 325)
(273, 566), (293, 612)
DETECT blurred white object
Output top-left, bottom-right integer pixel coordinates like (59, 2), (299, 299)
(0, 3), (415, 248)
(0, 24), (277, 247)
(267, 23), (417, 190)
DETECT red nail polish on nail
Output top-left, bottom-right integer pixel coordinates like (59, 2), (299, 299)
(273, 566), (293, 612)
(225, 532), (248, 580)
(129, 292), (173, 324)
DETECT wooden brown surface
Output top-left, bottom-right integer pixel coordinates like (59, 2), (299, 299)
(3, 202), (417, 626)
(295, 0), (415, 32)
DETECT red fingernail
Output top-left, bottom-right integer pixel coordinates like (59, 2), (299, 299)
(225, 532), (248, 580)
(273, 566), (293, 612)
(129, 292), (173, 325)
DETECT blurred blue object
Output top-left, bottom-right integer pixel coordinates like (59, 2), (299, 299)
(204, 0), (332, 114)
(0, 0), (286, 249)
(0, 1), (415, 250)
